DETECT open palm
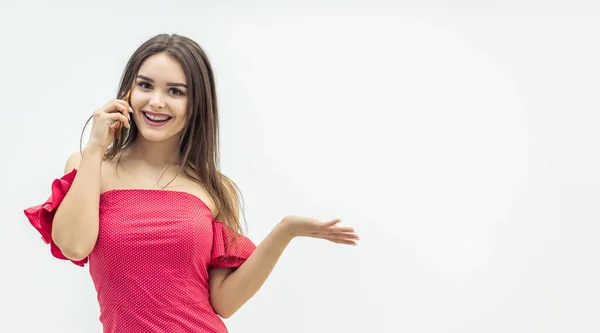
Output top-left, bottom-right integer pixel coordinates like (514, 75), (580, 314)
(281, 216), (359, 245)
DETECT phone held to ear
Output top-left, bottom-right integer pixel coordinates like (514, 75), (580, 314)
(114, 89), (131, 140)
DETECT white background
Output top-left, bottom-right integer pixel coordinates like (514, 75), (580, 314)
(1, 1), (598, 332)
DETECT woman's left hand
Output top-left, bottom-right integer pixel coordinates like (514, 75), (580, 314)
(278, 216), (359, 245)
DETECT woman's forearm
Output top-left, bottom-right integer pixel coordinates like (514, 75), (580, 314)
(212, 222), (293, 317)
(52, 146), (103, 260)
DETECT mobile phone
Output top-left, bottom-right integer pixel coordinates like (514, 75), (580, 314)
(114, 90), (131, 140)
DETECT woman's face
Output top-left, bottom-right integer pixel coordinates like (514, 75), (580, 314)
(129, 52), (188, 143)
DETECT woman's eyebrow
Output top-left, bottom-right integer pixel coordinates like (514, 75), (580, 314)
(136, 74), (188, 88)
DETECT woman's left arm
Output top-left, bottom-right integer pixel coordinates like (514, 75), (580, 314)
(208, 216), (358, 318)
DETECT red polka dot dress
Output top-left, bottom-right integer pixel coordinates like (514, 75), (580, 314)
(23, 169), (257, 332)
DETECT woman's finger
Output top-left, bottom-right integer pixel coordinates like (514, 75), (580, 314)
(322, 226), (355, 233)
(320, 219), (342, 228)
(107, 112), (130, 128)
(323, 236), (358, 245)
(308, 230), (359, 239)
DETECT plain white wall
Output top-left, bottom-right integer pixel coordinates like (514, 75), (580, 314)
(1, 0), (598, 332)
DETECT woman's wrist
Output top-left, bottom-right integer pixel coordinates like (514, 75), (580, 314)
(83, 144), (106, 159)
(275, 217), (297, 241)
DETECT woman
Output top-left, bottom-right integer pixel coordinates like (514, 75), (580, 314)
(23, 33), (359, 332)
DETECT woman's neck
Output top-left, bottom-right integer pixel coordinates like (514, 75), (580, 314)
(124, 138), (181, 168)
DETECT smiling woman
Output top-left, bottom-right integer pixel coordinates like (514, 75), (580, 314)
(22, 33), (359, 333)
(130, 55), (188, 138)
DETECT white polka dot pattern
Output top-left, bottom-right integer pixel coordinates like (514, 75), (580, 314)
(23, 169), (257, 332)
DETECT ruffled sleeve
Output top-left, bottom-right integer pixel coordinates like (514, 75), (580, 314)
(23, 169), (88, 267)
(209, 220), (256, 269)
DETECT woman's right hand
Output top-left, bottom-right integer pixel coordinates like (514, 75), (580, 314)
(86, 99), (132, 151)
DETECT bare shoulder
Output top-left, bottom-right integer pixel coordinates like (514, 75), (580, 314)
(175, 175), (219, 217)
(178, 169), (235, 219)
(64, 151), (83, 174)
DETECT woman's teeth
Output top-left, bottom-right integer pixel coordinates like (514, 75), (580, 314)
(144, 113), (171, 122)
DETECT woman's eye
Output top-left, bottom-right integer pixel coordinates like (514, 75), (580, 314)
(170, 88), (184, 96)
(137, 82), (183, 96)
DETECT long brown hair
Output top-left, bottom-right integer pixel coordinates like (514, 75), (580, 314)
(79, 33), (247, 238)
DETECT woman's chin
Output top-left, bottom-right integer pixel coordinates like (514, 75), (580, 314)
(137, 127), (183, 143)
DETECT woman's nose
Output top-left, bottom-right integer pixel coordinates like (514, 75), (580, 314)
(150, 94), (166, 109)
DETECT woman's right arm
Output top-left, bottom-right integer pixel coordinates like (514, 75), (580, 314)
(50, 97), (132, 261)
(51, 146), (104, 261)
